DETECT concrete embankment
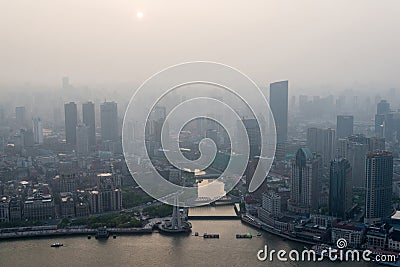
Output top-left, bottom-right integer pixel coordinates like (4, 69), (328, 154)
(0, 227), (152, 240)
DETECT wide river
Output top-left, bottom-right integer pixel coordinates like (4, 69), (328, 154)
(0, 213), (375, 266)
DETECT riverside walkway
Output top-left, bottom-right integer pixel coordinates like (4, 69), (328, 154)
(0, 227), (152, 240)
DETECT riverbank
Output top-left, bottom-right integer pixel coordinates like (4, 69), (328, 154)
(0, 220), (372, 267)
(240, 214), (318, 246)
(0, 227), (152, 240)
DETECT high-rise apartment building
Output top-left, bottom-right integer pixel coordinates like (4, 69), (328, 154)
(82, 102), (96, 147)
(242, 118), (261, 159)
(307, 127), (336, 167)
(76, 124), (90, 156)
(337, 115), (354, 139)
(64, 102), (78, 145)
(375, 100), (391, 138)
(15, 106), (26, 129)
(270, 81), (288, 160)
(337, 134), (385, 188)
(100, 101), (118, 141)
(365, 151), (393, 224)
(32, 117), (43, 144)
(329, 158), (352, 219)
(288, 148), (319, 214)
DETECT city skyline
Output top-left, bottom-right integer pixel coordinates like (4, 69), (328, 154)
(1, 1), (400, 266)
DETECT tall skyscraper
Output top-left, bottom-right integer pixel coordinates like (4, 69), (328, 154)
(147, 106), (168, 144)
(337, 134), (386, 188)
(20, 128), (34, 147)
(382, 111), (400, 142)
(64, 102), (78, 145)
(288, 148), (319, 214)
(82, 102), (96, 147)
(377, 100), (390, 115)
(32, 117), (43, 144)
(242, 118), (261, 159)
(15, 106), (26, 129)
(365, 151), (393, 224)
(329, 158), (352, 219)
(100, 101), (118, 141)
(270, 80), (288, 161)
(76, 124), (89, 156)
(306, 127), (336, 167)
(337, 115), (354, 139)
(270, 81), (288, 142)
(375, 100), (390, 137)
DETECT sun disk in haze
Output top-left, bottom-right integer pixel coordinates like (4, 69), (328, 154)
(137, 11), (144, 19)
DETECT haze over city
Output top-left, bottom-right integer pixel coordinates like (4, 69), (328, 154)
(1, 0), (400, 92)
(2, 1), (400, 267)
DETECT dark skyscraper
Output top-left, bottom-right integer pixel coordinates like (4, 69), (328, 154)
(100, 101), (118, 141)
(242, 118), (261, 159)
(76, 124), (89, 156)
(15, 106), (26, 128)
(377, 100), (390, 115)
(336, 115), (354, 139)
(82, 102), (96, 147)
(329, 158), (352, 219)
(375, 100), (390, 137)
(270, 81), (288, 143)
(270, 81), (288, 160)
(365, 151), (393, 224)
(64, 102), (78, 145)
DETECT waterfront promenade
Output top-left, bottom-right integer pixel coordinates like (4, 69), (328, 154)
(0, 227), (152, 240)
(240, 214), (318, 246)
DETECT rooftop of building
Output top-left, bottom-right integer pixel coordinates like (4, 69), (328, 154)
(278, 216), (297, 224)
(333, 221), (366, 231)
(367, 151), (393, 158)
(97, 173), (112, 177)
(24, 194), (53, 204)
(299, 147), (313, 160)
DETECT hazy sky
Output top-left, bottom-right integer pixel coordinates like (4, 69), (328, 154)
(1, 0), (399, 91)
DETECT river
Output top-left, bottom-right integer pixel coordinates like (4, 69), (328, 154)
(0, 218), (375, 267)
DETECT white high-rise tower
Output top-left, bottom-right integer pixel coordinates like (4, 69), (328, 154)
(32, 117), (43, 144)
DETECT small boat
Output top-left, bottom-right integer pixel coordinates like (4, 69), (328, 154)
(51, 243), (63, 248)
(194, 232), (199, 236)
(257, 232), (262, 237)
(236, 233), (252, 239)
(203, 233), (219, 238)
(113, 235), (117, 239)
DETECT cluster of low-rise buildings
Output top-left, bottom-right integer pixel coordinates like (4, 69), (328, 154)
(0, 170), (123, 223)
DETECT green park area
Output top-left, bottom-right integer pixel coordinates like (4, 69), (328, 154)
(60, 212), (142, 229)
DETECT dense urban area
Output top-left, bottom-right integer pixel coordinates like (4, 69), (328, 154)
(1, 79), (400, 264)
